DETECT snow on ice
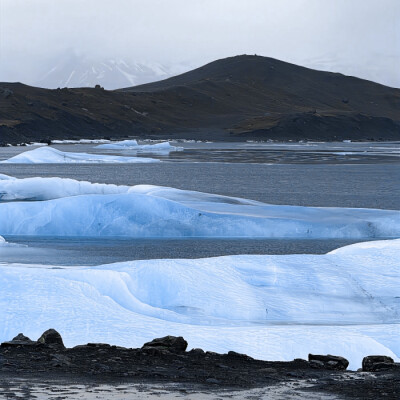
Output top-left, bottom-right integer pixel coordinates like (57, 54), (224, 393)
(0, 175), (398, 370)
(0, 239), (399, 370)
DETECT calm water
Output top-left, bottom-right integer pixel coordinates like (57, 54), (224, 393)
(1, 236), (383, 266)
(1, 141), (399, 265)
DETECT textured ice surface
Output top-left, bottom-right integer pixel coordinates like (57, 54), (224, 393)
(96, 140), (183, 152)
(0, 239), (399, 370)
(0, 176), (129, 201)
(0, 177), (399, 238)
(0, 146), (160, 164)
(0, 174), (16, 181)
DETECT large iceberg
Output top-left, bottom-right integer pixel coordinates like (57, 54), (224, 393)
(0, 146), (160, 164)
(0, 239), (399, 370)
(0, 176), (399, 238)
(96, 140), (182, 152)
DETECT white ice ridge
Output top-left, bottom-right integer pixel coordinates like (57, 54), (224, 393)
(0, 239), (399, 370)
(0, 146), (160, 164)
(51, 139), (111, 144)
(0, 175), (129, 201)
(0, 176), (399, 238)
(0, 235), (20, 247)
(96, 139), (183, 152)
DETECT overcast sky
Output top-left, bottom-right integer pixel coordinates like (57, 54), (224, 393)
(0, 0), (399, 87)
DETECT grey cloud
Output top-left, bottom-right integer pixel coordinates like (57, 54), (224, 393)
(0, 0), (399, 87)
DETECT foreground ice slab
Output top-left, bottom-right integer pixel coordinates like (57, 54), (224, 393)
(96, 139), (183, 152)
(0, 239), (398, 370)
(0, 176), (399, 238)
(0, 146), (160, 164)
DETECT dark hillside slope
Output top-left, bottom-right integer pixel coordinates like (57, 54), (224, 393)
(124, 55), (399, 120)
(1, 55), (399, 144)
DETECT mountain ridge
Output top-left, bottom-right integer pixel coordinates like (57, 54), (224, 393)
(1, 55), (399, 145)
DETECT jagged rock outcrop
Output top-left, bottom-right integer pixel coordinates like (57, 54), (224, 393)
(362, 355), (396, 371)
(141, 335), (188, 353)
(308, 354), (349, 370)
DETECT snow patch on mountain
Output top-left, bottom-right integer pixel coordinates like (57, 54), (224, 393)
(35, 55), (192, 90)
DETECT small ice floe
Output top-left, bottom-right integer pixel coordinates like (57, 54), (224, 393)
(51, 139), (111, 144)
(96, 140), (183, 152)
(25, 142), (48, 147)
(0, 146), (160, 164)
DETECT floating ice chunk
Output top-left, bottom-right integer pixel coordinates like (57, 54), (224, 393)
(25, 142), (48, 147)
(0, 177), (129, 201)
(0, 176), (399, 238)
(97, 140), (183, 152)
(51, 139), (111, 144)
(0, 239), (399, 369)
(0, 146), (160, 164)
(0, 190), (399, 238)
(0, 235), (21, 247)
(98, 139), (139, 148)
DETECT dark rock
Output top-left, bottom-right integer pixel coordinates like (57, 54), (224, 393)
(0, 87), (13, 98)
(1, 333), (36, 347)
(141, 336), (188, 353)
(206, 378), (220, 384)
(50, 354), (72, 367)
(12, 333), (32, 342)
(293, 358), (309, 367)
(189, 348), (205, 355)
(37, 329), (65, 349)
(141, 347), (170, 356)
(310, 360), (325, 369)
(362, 355), (394, 371)
(308, 354), (349, 370)
(227, 350), (254, 360)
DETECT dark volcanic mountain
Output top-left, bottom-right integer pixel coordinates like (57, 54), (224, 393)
(1, 55), (399, 145)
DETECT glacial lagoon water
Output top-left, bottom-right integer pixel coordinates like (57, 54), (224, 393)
(1, 140), (399, 369)
(0, 142), (400, 265)
(0, 140), (399, 265)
